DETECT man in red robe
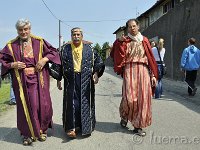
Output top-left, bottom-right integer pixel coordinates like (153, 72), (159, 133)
(0, 18), (61, 145)
(111, 19), (158, 136)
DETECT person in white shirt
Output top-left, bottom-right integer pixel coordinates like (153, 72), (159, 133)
(151, 38), (166, 98)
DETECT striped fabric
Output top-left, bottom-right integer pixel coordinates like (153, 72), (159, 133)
(119, 41), (152, 128)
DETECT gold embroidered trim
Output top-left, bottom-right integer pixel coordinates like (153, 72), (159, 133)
(39, 39), (44, 88)
(7, 43), (36, 140)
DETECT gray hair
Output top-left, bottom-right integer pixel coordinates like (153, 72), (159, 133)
(71, 27), (83, 36)
(15, 18), (31, 29)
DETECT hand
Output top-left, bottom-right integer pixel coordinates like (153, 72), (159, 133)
(57, 81), (62, 90)
(35, 57), (49, 72)
(11, 61), (26, 69)
(93, 72), (99, 84)
(151, 76), (157, 87)
(118, 33), (126, 42)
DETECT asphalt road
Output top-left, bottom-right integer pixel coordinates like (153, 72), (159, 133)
(0, 66), (200, 150)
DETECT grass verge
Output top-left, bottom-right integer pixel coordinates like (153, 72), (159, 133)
(0, 82), (12, 113)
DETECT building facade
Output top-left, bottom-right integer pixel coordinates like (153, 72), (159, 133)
(113, 0), (200, 85)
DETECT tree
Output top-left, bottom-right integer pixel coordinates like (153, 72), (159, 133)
(101, 42), (110, 61)
(93, 43), (102, 57)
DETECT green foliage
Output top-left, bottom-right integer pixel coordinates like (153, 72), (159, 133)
(93, 43), (102, 54)
(93, 42), (110, 62)
(0, 82), (11, 112)
(102, 42), (110, 49)
(102, 42), (110, 61)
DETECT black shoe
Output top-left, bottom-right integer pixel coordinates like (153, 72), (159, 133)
(9, 101), (16, 105)
(83, 134), (91, 138)
(133, 128), (146, 137)
(120, 119), (127, 128)
(188, 93), (193, 96)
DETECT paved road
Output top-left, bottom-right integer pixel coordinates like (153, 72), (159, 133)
(0, 66), (200, 150)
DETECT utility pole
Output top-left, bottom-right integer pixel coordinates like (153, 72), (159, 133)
(59, 20), (61, 51)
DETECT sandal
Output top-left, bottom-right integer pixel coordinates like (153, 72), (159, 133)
(38, 133), (47, 142)
(66, 130), (76, 138)
(133, 128), (146, 137)
(120, 119), (127, 128)
(23, 137), (33, 146)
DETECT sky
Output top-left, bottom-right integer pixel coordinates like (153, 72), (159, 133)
(0, 0), (157, 48)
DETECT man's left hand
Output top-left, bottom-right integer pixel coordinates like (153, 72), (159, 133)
(35, 57), (49, 72)
(93, 72), (99, 84)
(151, 76), (157, 87)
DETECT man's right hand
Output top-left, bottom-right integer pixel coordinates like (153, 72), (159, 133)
(57, 81), (62, 90)
(11, 61), (26, 69)
(118, 33), (126, 42)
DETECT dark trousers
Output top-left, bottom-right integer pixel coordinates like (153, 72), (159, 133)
(185, 70), (197, 94)
(155, 64), (163, 98)
(74, 73), (82, 128)
(65, 73), (82, 131)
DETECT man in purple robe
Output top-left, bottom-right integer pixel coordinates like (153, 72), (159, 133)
(0, 18), (61, 145)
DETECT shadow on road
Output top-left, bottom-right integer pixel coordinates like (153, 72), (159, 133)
(50, 123), (95, 142)
(0, 123), (100, 145)
(95, 93), (121, 97)
(48, 123), (72, 143)
(95, 121), (134, 134)
(0, 127), (21, 145)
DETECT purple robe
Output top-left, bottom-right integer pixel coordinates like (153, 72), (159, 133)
(0, 36), (61, 138)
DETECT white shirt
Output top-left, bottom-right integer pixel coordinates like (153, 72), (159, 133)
(152, 47), (165, 62)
